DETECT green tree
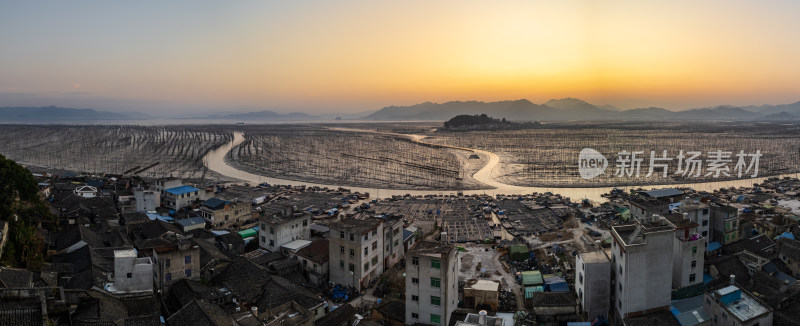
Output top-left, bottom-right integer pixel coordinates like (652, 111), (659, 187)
(0, 154), (51, 267)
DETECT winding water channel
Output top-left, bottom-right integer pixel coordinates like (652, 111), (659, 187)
(203, 131), (798, 203)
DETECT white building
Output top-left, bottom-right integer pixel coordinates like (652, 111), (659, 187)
(162, 185), (205, 210)
(381, 216), (405, 270)
(133, 187), (159, 212)
(259, 206), (311, 252)
(113, 249), (153, 293)
(703, 284), (773, 326)
(329, 218), (385, 292)
(405, 241), (458, 326)
(667, 214), (705, 289)
(611, 215), (675, 321)
(575, 251), (611, 320)
(676, 200), (711, 242)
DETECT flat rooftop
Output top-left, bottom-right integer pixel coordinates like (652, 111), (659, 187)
(329, 218), (382, 235)
(408, 241), (453, 256)
(579, 251), (609, 264)
(715, 286), (771, 322)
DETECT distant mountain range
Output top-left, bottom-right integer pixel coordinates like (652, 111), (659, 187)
(364, 98), (800, 121)
(4, 99), (800, 123)
(0, 106), (132, 122)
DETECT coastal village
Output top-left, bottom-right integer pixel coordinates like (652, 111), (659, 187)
(2, 169), (800, 326)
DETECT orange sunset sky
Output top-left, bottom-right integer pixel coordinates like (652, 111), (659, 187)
(1, 1), (799, 114)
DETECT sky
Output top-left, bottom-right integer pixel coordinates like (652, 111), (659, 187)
(1, 1), (800, 115)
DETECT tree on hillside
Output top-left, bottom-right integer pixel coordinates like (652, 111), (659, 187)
(0, 154), (50, 267)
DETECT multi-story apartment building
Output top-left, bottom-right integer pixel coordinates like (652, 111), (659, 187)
(329, 218), (384, 291)
(666, 214), (705, 289)
(575, 251), (611, 320)
(676, 199), (711, 241)
(610, 215), (675, 321)
(711, 204), (740, 245)
(405, 241), (458, 326)
(381, 216), (405, 269)
(703, 283), (773, 326)
(151, 238), (201, 290)
(259, 206), (311, 252)
(200, 198), (253, 229)
(162, 185), (205, 210)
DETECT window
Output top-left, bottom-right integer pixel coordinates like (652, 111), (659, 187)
(412, 257), (419, 265)
(185, 255), (191, 264)
(303, 219), (308, 226)
(166, 258), (171, 268)
(340, 260), (345, 269)
(703, 208), (709, 215)
(394, 239), (399, 247)
(692, 246), (697, 254)
(619, 281), (622, 291)
(261, 236), (266, 242)
(313, 263), (317, 268)
(702, 219), (709, 226)
(185, 269), (192, 277)
(431, 296), (441, 306)
(395, 227), (400, 235)
(431, 259), (441, 269)
(364, 234), (369, 241)
(340, 231), (345, 239)
(270, 227), (275, 235)
(373, 229), (377, 236)
(579, 272), (583, 284)
(618, 299), (622, 308)
(364, 247), (369, 256)
(350, 249), (355, 257)
(372, 241), (377, 250)
(691, 260), (697, 268)
(372, 256), (378, 265)
(350, 234), (354, 241)
(349, 263), (354, 272)
(412, 295), (419, 301)
(431, 277), (441, 287)
(431, 314), (441, 324)
(702, 231), (708, 237)
(126, 272), (132, 278)
(411, 313), (419, 319)
(364, 263), (369, 271)
(412, 277), (419, 284)
(269, 240), (274, 247)
(166, 273), (172, 281)
(690, 274), (696, 282)
(619, 264), (622, 276)
(340, 246), (345, 254)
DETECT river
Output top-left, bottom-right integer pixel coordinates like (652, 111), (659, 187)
(203, 131), (798, 203)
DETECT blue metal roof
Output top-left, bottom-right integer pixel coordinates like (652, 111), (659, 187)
(706, 241), (722, 252)
(165, 185), (200, 195)
(403, 229), (415, 242)
(776, 232), (795, 240)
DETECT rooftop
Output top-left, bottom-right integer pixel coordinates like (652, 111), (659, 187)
(176, 217), (207, 227)
(329, 218), (382, 235)
(114, 249), (137, 258)
(281, 239), (312, 251)
(643, 188), (684, 198)
(713, 285), (771, 322)
(466, 279), (500, 292)
(408, 241), (453, 256)
(579, 251), (609, 264)
(165, 185), (200, 196)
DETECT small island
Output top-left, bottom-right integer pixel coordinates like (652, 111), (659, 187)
(440, 114), (540, 131)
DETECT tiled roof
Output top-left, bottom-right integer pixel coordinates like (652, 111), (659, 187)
(375, 300), (405, 322)
(0, 267), (32, 288)
(529, 292), (576, 307)
(296, 239), (329, 264)
(316, 304), (356, 326)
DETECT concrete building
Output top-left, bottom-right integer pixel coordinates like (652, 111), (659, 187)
(113, 249), (153, 293)
(666, 214), (705, 289)
(405, 241), (458, 326)
(676, 199), (711, 241)
(463, 279), (500, 311)
(776, 238), (800, 277)
(259, 206), (311, 252)
(133, 187), (159, 212)
(611, 215), (675, 321)
(162, 185), (205, 211)
(296, 239), (330, 286)
(154, 177), (183, 196)
(381, 216), (405, 269)
(703, 284), (773, 326)
(711, 204), (740, 245)
(152, 239), (201, 289)
(575, 251), (611, 320)
(199, 198), (252, 229)
(329, 218), (384, 291)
